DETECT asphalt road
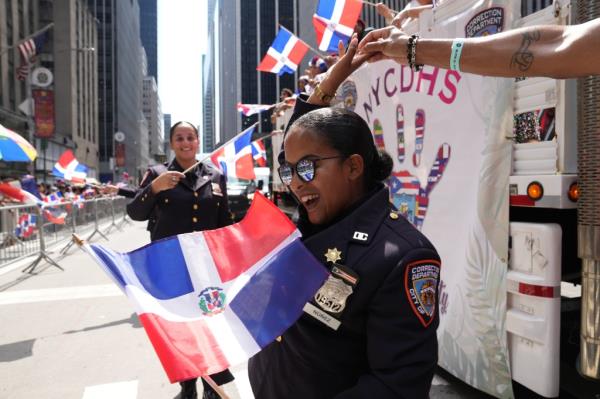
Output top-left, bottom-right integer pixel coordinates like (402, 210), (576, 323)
(0, 219), (490, 399)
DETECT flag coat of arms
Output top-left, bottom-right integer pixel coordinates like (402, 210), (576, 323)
(210, 125), (256, 180)
(84, 193), (328, 382)
(313, 0), (363, 52)
(257, 28), (309, 75)
(52, 150), (88, 183)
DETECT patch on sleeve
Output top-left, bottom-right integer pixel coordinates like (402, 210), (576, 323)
(404, 260), (440, 327)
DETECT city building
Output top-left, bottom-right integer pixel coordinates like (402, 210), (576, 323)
(0, 0), (99, 180)
(163, 112), (172, 160)
(204, 0), (300, 149)
(139, 0), (157, 82)
(87, 0), (146, 182)
(142, 75), (164, 162)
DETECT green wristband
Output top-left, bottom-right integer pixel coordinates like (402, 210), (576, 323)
(450, 39), (465, 71)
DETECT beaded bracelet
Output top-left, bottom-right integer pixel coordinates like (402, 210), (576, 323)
(407, 34), (423, 72)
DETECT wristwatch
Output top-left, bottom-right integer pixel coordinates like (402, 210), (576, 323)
(314, 84), (335, 103)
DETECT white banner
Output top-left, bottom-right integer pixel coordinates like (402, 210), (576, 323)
(339, 1), (518, 397)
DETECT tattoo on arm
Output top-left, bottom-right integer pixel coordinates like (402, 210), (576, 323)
(510, 30), (541, 72)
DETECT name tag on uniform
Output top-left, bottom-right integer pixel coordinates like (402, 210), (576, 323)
(303, 263), (359, 330)
(211, 183), (223, 197)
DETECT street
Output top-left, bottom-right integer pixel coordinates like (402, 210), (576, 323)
(0, 220), (489, 399)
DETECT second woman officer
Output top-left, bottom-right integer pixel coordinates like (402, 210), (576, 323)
(127, 121), (233, 399)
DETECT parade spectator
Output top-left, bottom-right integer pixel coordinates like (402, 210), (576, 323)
(358, 17), (600, 78)
(126, 121), (233, 399)
(248, 34), (441, 399)
(297, 75), (310, 95)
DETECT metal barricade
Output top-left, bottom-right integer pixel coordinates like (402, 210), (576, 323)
(0, 196), (129, 271)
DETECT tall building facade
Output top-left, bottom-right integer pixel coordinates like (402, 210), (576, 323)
(87, 0), (145, 182)
(139, 0), (157, 81)
(0, 0), (99, 179)
(142, 76), (164, 162)
(205, 0), (301, 149)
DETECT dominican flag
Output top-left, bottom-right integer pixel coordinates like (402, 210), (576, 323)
(313, 0), (363, 52)
(257, 28), (309, 75)
(0, 182), (43, 205)
(251, 139), (267, 167)
(210, 125), (256, 180)
(83, 193), (328, 382)
(15, 214), (37, 239)
(52, 150), (88, 183)
(43, 191), (63, 204)
(43, 207), (67, 225)
(237, 103), (274, 117)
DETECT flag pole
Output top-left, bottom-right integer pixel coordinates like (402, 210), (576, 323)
(278, 24), (327, 58)
(0, 22), (54, 57)
(182, 122), (260, 174)
(201, 376), (231, 399)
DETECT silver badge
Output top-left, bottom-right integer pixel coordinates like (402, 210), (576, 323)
(314, 275), (353, 314)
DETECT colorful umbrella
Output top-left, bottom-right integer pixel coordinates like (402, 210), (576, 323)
(0, 123), (37, 162)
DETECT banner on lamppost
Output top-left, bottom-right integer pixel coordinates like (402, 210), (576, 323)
(115, 142), (126, 167)
(32, 89), (55, 138)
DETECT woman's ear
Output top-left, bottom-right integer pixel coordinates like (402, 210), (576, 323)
(346, 154), (364, 181)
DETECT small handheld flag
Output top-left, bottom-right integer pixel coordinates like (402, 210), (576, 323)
(52, 150), (88, 183)
(257, 28), (309, 75)
(313, 0), (363, 52)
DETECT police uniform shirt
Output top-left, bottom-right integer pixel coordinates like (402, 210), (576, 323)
(126, 160), (232, 242)
(248, 186), (441, 398)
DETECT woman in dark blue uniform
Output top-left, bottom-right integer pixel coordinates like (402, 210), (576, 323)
(248, 35), (441, 398)
(126, 121), (233, 399)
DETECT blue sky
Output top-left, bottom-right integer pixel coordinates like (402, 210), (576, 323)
(157, 0), (207, 131)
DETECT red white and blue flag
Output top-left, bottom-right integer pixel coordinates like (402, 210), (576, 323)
(84, 193), (328, 382)
(211, 125), (256, 180)
(15, 214), (37, 238)
(251, 139), (267, 167)
(0, 182), (43, 205)
(257, 28), (309, 75)
(313, 0), (363, 52)
(52, 150), (88, 183)
(17, 31), (48, 80)
(43, 191), (63, 204)
(237, 103), (274, 117)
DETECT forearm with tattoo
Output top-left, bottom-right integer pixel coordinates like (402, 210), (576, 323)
(510, 30), (541, 72)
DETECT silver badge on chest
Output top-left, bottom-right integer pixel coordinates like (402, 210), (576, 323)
(314, 274), (354, 314)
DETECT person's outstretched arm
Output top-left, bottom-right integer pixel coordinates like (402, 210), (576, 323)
(358, 19), (600, 78)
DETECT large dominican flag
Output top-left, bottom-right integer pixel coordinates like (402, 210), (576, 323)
(85, 193), (328, 383)
(52, 150), (88, 183)
(210, 125), (256, 180)
(313, 0), (363, 52)
(257, 28), (309, 75)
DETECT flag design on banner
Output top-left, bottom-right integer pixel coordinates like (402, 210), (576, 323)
(257, 28), (309, 75)
(52, 150), (88, 183)
(237, 103), (274, 117)
(251, 139), (267, 167)
(84, 193), (328, 383)
(15, 214), (37, 238)
(17, 31), (48, 80)
(210, 125), (256, 180)
(313, 0), (363, 52)
(0, 182), (43, 205)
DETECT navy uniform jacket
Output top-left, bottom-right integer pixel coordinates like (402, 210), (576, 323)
(126, 159), (232, 241)
(248, 185), (441, 398)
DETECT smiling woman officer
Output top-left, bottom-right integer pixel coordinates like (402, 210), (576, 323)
(247, 35), (442, 398)
(126, 121), (233, 399)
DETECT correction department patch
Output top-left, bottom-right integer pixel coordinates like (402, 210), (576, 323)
(198, 287), (226, 316)
(405, 261), (440, 327)
(465, 7), (504, 38)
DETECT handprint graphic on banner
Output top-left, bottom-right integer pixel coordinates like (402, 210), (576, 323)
(387, 108), (451, 230)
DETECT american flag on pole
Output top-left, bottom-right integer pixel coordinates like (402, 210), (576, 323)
(16, 31), (48, 81)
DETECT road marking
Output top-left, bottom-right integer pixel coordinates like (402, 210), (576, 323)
(82, 380), (138, 399)
(0, 284), (122, 305)
(432, 374), (450, 386)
